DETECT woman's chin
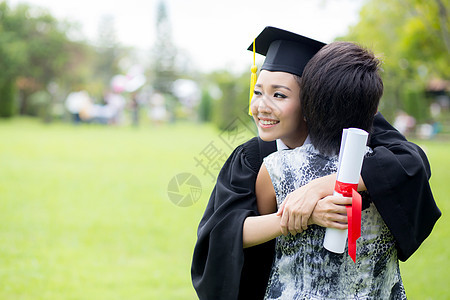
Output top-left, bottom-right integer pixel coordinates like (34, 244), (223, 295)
(257, 130), (277, 142)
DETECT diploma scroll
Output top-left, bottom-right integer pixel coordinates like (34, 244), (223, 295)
(323, 128), (368, 261)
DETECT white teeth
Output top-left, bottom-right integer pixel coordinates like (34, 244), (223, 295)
(260, 119), (278, 125)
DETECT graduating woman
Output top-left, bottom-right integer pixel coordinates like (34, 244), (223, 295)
(191, 27), (441, 300)
(245, 41), (410, 299)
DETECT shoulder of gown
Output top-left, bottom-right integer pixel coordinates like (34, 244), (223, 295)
(363, 112), (441, 261)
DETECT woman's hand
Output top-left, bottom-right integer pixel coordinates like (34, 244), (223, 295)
(309, 196), (350, 229)
(277, 173), (336, 235)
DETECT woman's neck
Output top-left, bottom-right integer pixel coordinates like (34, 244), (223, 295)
(280, 134), (307, 149)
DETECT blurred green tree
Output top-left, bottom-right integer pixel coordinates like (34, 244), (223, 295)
(0, 2), (26, 117)
(150, 0), (178, 95)
(198, 89), (214, 123)
(94, 15), (123, 89)
(210, 70), (252, 131)
(0, 2), (94, 117)
(340, 0), (449, 122)
(10, 4), (71, 114)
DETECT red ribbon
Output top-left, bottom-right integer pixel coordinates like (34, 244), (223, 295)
(335, 181), (361, 263)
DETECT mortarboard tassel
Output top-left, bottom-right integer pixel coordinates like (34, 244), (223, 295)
(249, 39), (257, 116)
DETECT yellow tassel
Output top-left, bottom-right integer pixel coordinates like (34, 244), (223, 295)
(249, 39), (257, 116)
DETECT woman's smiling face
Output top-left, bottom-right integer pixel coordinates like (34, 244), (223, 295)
(250, 70), (307, 149)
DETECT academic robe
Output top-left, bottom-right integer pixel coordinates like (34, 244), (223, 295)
(191, 112), (441, 300)
(361, 113), (441, 261)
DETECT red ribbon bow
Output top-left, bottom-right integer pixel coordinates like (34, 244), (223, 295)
(334, 180), (362, 263)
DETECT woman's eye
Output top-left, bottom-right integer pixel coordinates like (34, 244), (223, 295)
(253, 89), (262, 96)
(274, 92), (287, 99)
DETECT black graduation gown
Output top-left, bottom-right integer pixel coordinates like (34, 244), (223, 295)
(191, 112), (441, 300)
(361, 113), (441, 261)
(191, 136), (276, 300)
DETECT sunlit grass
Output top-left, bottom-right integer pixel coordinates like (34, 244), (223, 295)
(0, 118), (225, 299)
(0, 118), (448, 299)
(399, 140), (449, 300)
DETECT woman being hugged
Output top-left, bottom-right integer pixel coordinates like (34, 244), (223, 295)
(191, 27), (440, 300)
(245, 41), (407, 299)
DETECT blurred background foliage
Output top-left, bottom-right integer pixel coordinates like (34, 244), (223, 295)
(340, 0), (449, 125)
(0, 0), (449, 136)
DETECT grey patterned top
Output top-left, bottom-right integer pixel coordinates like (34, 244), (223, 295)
(263, 143), (406, 300)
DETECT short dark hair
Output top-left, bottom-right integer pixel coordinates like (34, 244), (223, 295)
(300, 41), (383, 156)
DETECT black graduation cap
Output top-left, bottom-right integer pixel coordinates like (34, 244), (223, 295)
(248, 26), (326, 77)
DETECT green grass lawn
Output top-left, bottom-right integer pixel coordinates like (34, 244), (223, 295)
(0, 118), (448, 299)
(399, 139), (450, 300)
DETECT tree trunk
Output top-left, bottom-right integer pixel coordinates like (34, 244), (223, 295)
(0, 79), (17, 118)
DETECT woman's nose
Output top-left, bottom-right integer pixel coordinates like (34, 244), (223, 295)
(257, 96), (272, 113)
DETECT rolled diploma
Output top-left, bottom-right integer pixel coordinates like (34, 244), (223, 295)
(323, 128), (368, 253)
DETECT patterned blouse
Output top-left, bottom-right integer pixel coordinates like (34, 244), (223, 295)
(263, 143), (406, 299)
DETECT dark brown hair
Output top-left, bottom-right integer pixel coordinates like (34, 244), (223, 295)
(300, 41), (383, 155)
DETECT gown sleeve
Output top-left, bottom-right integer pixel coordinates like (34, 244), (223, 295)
(362, 112), (441, 261)
(191, 137), (276, 300)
